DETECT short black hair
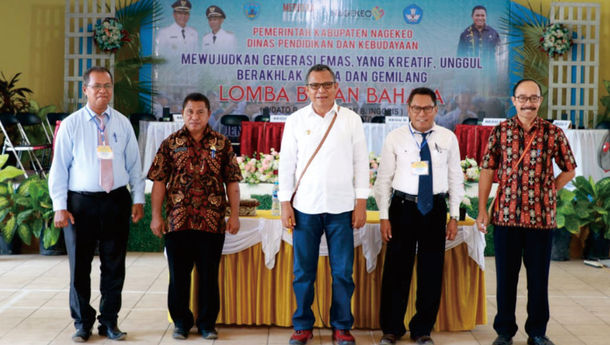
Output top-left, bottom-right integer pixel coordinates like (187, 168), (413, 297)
(305, 64), (336, 83)
(182, 92), (210, 111)
(408, 87), (437, 106)
(472, 5), (487, 16)
(83, 66), (113, 85)
(512, 79), (542, 96)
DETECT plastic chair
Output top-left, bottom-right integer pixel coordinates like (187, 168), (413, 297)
(220, 114), (249, 155)
(461, 117), (479, 125)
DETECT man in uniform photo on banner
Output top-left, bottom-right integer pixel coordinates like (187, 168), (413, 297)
(202, 5), (236, 51)
(155, 0), (199, 114)
(278, 64), (369, 345)
(49, 66), (145, 342)
(477, 79), (576, 345)
(148, 92), (242, 341)
(373, 87), (464, 345)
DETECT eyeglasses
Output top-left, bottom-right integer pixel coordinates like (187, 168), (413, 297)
(306, 82), (335, 90)
(514, 95), (541, 103)
(87, 83), (113, 91)
(409, 105), (436, 114)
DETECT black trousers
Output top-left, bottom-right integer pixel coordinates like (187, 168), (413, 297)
(379, 194), (447, 338)
(493, 225), (553, 338)
(64, 187), (132, 330)
(165, 230), (225, 332)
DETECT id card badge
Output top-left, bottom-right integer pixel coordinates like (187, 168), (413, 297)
(411, 161), (429, 175)
(96, 145), (114, 160)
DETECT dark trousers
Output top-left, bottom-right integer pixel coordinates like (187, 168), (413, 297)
(165, 230), (225, 332)
(379, 194), (447, 339)
(64, 187), (132, 331)
(493, 225), (553, 338)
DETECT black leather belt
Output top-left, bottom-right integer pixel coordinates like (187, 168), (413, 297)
(70, 186), (128, 198)
(393, 190), (447, 203)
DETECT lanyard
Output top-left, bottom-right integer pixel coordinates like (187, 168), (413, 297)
(408, 121), (431, 151)
(85, 107), (109, 145)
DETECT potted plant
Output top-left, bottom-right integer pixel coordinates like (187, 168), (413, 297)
(553, 188), (579, 261)
(0, 154), (26, 254)
(573, 176), (610, 259)
(0, 72), (32, 114)
(0, 156), (62, 255)
(557, 176), (610, 259)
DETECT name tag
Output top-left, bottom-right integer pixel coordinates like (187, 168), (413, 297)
(386, 116), (409, 124)
(552, 120), (571, 130)
(97, 145), (113, 160)
(270, 115), (288, 122)
(411, 161), (429, 175)
(481, 118), (505, 126)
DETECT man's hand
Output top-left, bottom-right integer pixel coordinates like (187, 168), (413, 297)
(150, 214), (166, 238)
(476, 210), (489, 234)
(280, 202), (295, 230)
(380, 219), (392, 242)
(226, 213), (240, 234)
(54, 210), (75, 228)
(352, 198), (367, 229)
(446, 218), (458, 240)
(131, 204), (144, 223)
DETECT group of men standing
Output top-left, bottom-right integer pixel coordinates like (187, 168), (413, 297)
(49, 62), (575, 345)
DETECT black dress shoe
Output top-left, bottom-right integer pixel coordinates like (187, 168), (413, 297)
(172, 327), (189, 340)
(413, 335), (434, 345)
(71, 328), (91, 343)
(527, 335), (555, 345)
(98, 324), (127, 341)
(492, 335), (513, 345)
(380, 333), (397, 344)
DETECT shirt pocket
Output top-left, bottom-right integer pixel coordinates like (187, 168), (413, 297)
(430, 140), (449, 169)
(108, 131), (127, 154)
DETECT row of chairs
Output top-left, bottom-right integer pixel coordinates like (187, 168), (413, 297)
(0, 112), (69, 177)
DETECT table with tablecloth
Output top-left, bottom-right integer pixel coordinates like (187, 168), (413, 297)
(137, 121), (183, 174)
(186, 210), (487, 330)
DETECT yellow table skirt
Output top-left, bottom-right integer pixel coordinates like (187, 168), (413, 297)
(190, 238), (486, 331)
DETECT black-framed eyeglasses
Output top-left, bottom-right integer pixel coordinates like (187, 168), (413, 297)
(87, 83), (113, 91)
(409, 105), (436, 114)
(515, 95), (541, 103)
(306, 82), (335, 90)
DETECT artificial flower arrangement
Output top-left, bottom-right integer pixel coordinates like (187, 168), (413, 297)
(540, 22), (572, 58)
(93, 17), (129, 52)
(237, 148), (280, 184)
(369, 152), (381, 187)
(460, 157), (480, 188)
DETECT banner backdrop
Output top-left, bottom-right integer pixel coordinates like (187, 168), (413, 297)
(153, 0), (509, 131)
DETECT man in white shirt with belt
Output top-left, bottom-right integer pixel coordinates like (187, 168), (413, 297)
(279, 64), (369, 345)
(373, 87), (464, 345)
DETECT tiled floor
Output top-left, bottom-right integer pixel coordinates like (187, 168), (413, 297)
(0, 253), (608, 345)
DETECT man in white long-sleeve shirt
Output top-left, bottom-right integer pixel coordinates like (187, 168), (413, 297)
(278, 64), (369, 345)
(373, 87), (464, 345)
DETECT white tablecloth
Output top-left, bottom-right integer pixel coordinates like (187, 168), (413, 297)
(138, 121), (183, 175)
(224, 216), (486, 272)
(363, 122), (404, 155)
(560, 129), (609, 182)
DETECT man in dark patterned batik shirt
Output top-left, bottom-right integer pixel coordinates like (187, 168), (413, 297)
(477, 79), (576, 345)
(148, 92), (242, 341)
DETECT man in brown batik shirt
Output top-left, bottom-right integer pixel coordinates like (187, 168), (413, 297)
(148, 92), (242, 341)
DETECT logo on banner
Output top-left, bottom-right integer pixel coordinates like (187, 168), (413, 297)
(403, 4), (423, 24)
(371, 6), (384, 20)
(244, 2), (260, 19)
